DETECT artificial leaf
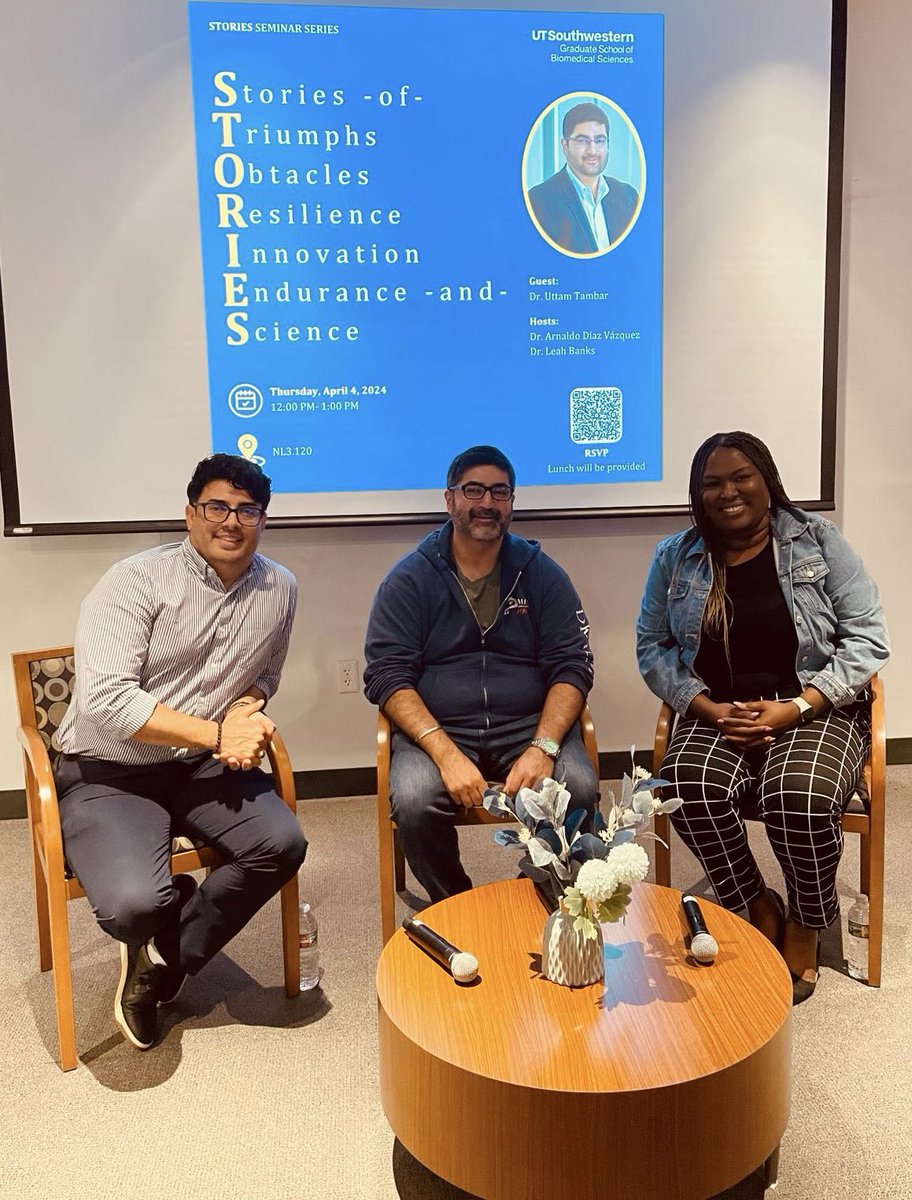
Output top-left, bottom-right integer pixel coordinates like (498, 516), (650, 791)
(564, 807), (589, 844)
(610, 828), (636, 846)
(570, 832), (608, 861)
(599, 884), (632, 923)
(655, 798), (683, 814)
(517, 854), (550, 884)
(516, 788), (549, 826)
(573, 913), (599, 940)
(633, 791), (655, 816)
(493, 828), (522, 846)
(633, 775), (668, 793)
(483, 788), (513, 818)
(526, 838), (561, 870)
(537, 826), (563, 855)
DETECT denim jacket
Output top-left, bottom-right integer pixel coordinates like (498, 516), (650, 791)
(636, 508), (890, 715)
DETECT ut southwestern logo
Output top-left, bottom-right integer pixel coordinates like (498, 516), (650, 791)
(228, 383), (263, 418)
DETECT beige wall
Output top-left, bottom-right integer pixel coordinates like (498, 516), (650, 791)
(0, 0), (906, 792)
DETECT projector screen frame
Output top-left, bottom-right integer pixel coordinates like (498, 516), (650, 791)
(0, 0), (846, 538)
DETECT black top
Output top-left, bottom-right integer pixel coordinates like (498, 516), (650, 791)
(695, 538), (800, 702)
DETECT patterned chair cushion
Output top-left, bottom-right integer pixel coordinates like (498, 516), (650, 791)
(30, 656), (76, 754)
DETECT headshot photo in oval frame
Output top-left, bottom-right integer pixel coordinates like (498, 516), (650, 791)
(523, 92), (646, 258)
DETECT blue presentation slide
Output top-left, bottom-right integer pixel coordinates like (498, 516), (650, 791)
(188, 3), (663, 495)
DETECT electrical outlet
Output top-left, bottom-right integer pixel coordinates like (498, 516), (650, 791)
(336, 659), (359, 693)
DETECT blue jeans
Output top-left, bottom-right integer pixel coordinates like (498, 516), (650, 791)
(56, 752), (307, 973)
(389, 715), (599, 903)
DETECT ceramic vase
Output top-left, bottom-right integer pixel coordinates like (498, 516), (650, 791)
(542, 906), (604, 987)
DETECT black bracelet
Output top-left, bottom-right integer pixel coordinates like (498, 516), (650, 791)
(215, 721), (223, 755)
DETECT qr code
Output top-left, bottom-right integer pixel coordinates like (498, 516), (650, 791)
(569, 386), (622, 444)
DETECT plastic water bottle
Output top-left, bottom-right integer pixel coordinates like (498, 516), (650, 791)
(845, 894), (869, 982)
(299, 902), (321, 991)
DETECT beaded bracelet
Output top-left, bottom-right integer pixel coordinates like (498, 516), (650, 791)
(214, 721), (223, 755)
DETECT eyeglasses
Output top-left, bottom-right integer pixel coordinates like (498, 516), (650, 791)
(567, 135), (608, 149)
(194, 500), (265, 526)
(449, 481), (515, 502)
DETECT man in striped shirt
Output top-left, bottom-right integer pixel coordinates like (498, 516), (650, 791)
(54, 454), (306, 1051)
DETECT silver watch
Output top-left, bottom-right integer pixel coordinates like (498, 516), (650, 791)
(530, 737), (560, 757)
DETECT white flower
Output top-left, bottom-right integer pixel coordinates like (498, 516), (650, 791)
(607, 842), (650, 886)
(575, 858), (620, 902)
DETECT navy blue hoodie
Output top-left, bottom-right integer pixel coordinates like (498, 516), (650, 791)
(363, 523), (593, 732)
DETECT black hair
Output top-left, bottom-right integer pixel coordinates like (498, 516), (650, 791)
(446, 445), (516, 490)
(186, 453), (272, 508)
(562, 102), (609, 140)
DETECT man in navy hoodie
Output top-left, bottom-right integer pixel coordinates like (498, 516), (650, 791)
(364, 446), (598, 902)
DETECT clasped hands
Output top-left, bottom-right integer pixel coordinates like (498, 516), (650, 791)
(713, 698), (803, 749)
(215, 699), (275, 771)
(438, 742), (554, 809)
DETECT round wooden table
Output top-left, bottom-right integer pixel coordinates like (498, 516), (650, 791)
(377, 878), (792, 1200)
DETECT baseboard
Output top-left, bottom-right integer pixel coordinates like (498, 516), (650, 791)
(2, 740), (910, 819)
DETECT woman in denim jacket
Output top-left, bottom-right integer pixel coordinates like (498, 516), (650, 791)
(637, 432), (889, 1003)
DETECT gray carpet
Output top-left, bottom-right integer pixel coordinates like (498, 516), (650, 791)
(1, 772), (910, 1200)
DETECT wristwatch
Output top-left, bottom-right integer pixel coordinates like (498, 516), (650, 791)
(790, 696), (815, 724)
(530, 737), (560, 758)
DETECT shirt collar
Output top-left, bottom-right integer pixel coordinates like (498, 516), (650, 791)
(567, 166), (609, 208)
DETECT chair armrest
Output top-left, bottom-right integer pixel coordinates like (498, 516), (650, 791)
(377, 712), (391, 804)
(16, 725), (69, 878)
(578, 704), (599, 777)
(16, 726), (61, 827)
(868, 674), (885, 811)
(652, 703), (675, 776)
(266, 728), (297, 812)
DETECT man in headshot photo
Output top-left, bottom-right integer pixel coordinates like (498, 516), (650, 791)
(528, 101), (640, 255)
(53, 453), (307, 1051)
(363, 445), (598, 903)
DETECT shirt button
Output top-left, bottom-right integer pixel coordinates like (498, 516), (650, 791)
(805, 568), (814, 577)
(796, 615), (803, 625)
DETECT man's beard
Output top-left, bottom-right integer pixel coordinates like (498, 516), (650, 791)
(452, 506), (510, 540)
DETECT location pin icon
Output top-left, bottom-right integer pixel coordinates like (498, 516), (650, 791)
(237, 433), (258, 460)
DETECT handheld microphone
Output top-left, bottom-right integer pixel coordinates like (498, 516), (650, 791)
(681, 894), (719, 963)
(402, 916), (479, 982)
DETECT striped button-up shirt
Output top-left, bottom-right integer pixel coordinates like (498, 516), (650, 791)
(57, 539), (297, 765)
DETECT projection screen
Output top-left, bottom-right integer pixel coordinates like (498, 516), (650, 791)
(0, 0), (844, 533)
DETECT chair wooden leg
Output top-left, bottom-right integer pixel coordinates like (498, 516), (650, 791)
(378, 814), (398, 947)
(858, 832), (871, 899)
(653, 812), (672, 888)
(31, 842), (53, 972)
(279, 870), (301, 997)
(864, 836), (884, 990)
(48, 877), (77, 1071)
(393, 829), (406, 894)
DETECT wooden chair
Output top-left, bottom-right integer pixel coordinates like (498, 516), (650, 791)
(377, 707), (600, 945)
(652, 675), (886, 986)
(12, 645), (302, 1071)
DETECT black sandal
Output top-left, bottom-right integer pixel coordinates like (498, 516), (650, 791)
(790, 937), (821, 1006)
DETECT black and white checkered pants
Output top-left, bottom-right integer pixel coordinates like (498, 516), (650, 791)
(659, 708), (867, 929)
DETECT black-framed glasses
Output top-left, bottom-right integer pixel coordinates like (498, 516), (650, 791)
(449, 481), (515, 502)
(194, 500), (265, 527)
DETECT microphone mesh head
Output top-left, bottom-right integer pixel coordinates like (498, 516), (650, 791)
(450, 951), (479, 983)
(690, 932), (719, 963)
